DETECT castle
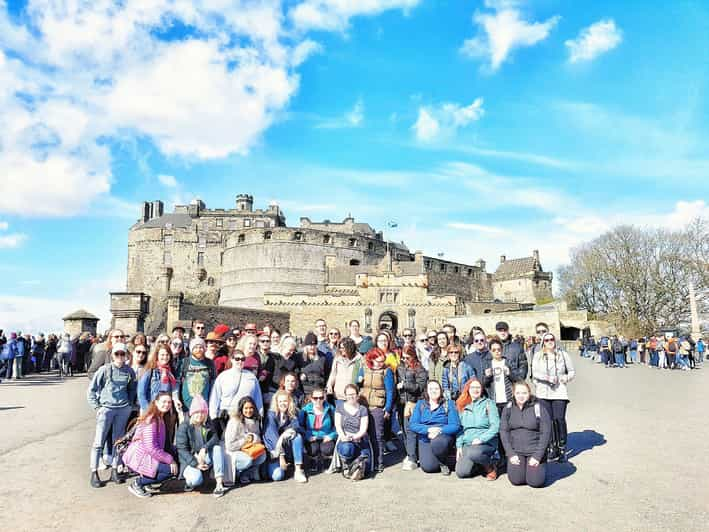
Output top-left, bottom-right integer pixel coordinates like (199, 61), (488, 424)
(110, 194), (555, 336)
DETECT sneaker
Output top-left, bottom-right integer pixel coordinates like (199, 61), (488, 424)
(90, 471), (103, 488)
(212, 485), (227, 498)
(294, 469), (308, 483)
(484, 465), (498, 481)
(144, 483), (162, 494)
(401, 457), (418, 471)
(440, 463), (451, 476)
(128, 480), (152, 498)
(375, 463), (385, 474)
(184, 484), (195, 492)
(385, 441), (398, 453)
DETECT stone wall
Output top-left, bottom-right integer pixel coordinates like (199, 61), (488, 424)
(63, 319), (98, 337)
(447, 310), (563, 339)
(179, 302), (290, 334)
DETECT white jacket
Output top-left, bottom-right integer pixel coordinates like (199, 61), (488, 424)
(532, 349), (575, 401)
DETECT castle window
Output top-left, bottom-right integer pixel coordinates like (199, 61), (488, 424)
(323, 235), (331, 244)
(198, 233), (206, 248)
(244, 219), (252, 227)
(207, 276), (215, 286)
(294, 231), (303, 241)
(349, 259), (360, 266)
(216, 218), (223, 228)
(264, 231), (272, 240)
(220, 252), (224, 265)
(439, 263), (446, 273)
(454, 266), (460, 274)
(197, 252), (204, 266)
(237, 234), (245, 243)
(164, 235), (173, 245)
(163, 251), (172, 266)
(368, 242), (374, 251)
(467, 268), (473, 276)
(348, 238), (357, 247)
(424, 260), (431, 270)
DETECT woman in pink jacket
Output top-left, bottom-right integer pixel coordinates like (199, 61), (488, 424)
(124, 392), (178, 498)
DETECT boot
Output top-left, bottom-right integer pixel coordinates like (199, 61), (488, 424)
(111, 468), (125, 484)
(90, 471), (103, 488)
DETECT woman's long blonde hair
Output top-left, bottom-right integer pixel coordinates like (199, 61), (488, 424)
(270, 390), (297, 418)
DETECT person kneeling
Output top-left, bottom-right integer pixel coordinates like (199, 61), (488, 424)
(500, 381), (552, 488)
(454, 378), (500, 481)
(333, 384), (372, 480)
(223, 396), (268, 485)
(264, 391), (307, 483)
(299, 387), (337, 473)
(175, 395), (226, 498)
(409, 381), (461, 475)
(123, 392), (179, 498)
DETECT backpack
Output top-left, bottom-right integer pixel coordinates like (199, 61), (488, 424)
(344, 454), (368, 481)
(113, 416), (139, 464)
(667, 340), (677, 354)
(600, 337), (609, 349)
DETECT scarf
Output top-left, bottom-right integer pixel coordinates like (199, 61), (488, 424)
(158, 362), (176, 388)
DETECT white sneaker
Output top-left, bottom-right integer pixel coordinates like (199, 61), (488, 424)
(402, 457), (418, 471)
(294, 469), (308, 483)
(98, 456), (111, 471)
(385, 440), (398, 452)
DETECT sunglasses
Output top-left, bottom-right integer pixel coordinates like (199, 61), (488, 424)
(312, 396), (325, 401)
(194, 326), (205, 330)
(329, 332), (340, 336)
(233, 357), (246, 362)
(449, 351), (462, 355)
(113, 352), (127, 357)
(259, 339), (270, 343)
(544, 338), (556, 343)
(403, 334), (413, 337)
(536, 329), (548, 335)
(473, 338), (486, 343)
(134, 349), (147, 354)
(112, 335), (125, 339)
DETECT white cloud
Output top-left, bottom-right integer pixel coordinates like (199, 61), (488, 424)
(0, 233), (27, 248)
(290, 0), (420, 32)
(0, 221), (8, 231)
(460, 5), (559, 71)
(157, 174), (178, 188)
(566, 19), (622, 63)
(413, 98), (484, 142)
(316, 98), (365, 129)
(447, 222), (507, 234)
(291, 39), (323, 66)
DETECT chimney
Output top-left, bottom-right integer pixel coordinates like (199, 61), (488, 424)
(533, 249), (540, 263)
(500, 255), (506, 263)
(141, 201), (150, 222)
(151, 200), (164, 219)
(476, 259), (486, 271)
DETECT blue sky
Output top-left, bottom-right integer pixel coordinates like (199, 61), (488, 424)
(1, 0), (707, 333)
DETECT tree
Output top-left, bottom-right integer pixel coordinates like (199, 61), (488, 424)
(558, 218), (708, 337)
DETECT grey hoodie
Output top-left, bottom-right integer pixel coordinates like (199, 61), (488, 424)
(87, 363), (137, 410)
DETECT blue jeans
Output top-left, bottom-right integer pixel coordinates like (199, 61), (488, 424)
(268, 433), (304, 481)
(397, 404), (418, 461)
(137, 462), (173, 487)
(629, 350), (637, 362)
(418, 434), (453, 473)
(614, 353), (625, 367)
(90, 406), (132, 471)
(183, 445), (225, 487)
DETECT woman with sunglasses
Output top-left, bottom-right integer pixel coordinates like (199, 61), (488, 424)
(130, 344), (149, 381)
(87, 329), (126, 380)
(441, 344), (475, 402)
(299, 387), (337, 473)
(210, 349), (264, 423)
(532, 332), (575, 462)
(300, 332), (327, 399)
(87, 342), (137, 488)
(396, 345), (428, 471)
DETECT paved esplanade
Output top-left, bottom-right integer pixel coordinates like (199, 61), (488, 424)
(1, 357), (707, 532)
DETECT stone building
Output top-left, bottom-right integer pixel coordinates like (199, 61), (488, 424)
(112, 194), (556, 336)
(63, 309), (99, 337)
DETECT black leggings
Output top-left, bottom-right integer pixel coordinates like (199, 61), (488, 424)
(306, 439), (335, 459)
(507, 455), (546, 488)
(539, 399), (568, 446)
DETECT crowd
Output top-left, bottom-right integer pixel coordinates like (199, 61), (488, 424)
(72, 317), (577, 498)
(579, 334), (705, 371)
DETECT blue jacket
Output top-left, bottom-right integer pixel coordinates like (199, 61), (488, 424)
(15, 338), (25, 358)
(263, 410), (303, 453)
(137, 368), (178, 412)
(298, 402), (337, 441)
(441, 360), (475, 399)
(87, 363), (137, 410)
(1, 339), (18, 360)
(409, 399), (461, 443)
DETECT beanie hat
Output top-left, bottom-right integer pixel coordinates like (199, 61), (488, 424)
(303, 332), (318, 346)
(189, 394), (209, 417)
(214, 324), (230, 337)
(190, 338), (206, 352)
(10, 332), (17, 339)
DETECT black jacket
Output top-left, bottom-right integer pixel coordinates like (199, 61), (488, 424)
(396, 364), (428, 404)
(269, 353), (303, 392)
(501, 338), (528, 381)
(300, 355), (327, 397)
(500, 399), (552, 462)
(464, 350), (491, 384)
(176, 418), (220, 477)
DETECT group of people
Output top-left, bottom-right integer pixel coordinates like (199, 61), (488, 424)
(83, 317), (575, 498)
(580, 334), (705, 371)
(0, 330), (95, 380)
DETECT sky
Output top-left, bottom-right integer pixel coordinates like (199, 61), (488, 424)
(1, 0), (708, 334)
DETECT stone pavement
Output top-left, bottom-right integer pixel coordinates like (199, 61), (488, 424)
(1, 357), (707, 532)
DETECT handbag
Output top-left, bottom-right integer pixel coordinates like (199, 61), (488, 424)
(241, 442), (266, 459)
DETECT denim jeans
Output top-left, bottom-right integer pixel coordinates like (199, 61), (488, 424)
(136, 461), (173, 487)
(614, 353), (625, 367)
(368, 407), (386, 468)
(268, 433), (304, 481)
(629, 350), (637, 362)
(90, 405), (132, 471)
(397, 404), (418, 461)
(455, 443), (497, 478)
(13, 357), (23, 379)
(183, 445), (225, 487)
(418, 434), (453, 473)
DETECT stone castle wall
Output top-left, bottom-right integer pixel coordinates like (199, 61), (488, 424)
(179, 302), (290, 334)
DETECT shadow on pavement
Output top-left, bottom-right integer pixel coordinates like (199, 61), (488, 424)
(0, 406), (25, 411)
(566, 429), (607, 459)
(546, 461), (578, 486)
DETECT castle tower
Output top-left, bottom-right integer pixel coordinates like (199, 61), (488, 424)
(236, 194), (254, 212)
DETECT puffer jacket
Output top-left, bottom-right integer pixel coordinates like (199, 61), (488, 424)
(123, 418), (173, 477)
(456, 396), (500, 448)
